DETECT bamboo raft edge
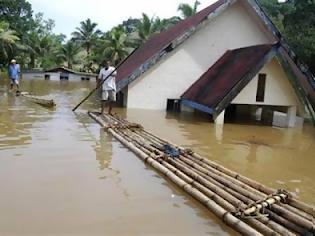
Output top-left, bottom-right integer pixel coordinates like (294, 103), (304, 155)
(88, 111), (315, 235)
(21, 93), (56, 107)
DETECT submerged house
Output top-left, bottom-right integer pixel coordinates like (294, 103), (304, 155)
(114, 0), (315, 127)
(22, 67), (97, 81)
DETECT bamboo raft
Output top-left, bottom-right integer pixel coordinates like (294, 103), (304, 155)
(88, 112), (315, 236)
(20, 92), (56, 107)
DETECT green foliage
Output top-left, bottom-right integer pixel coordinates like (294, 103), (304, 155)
(259, 0), (315, 73)
(71, 18), (101, 57)
(0, 0), (33, 36)
(134, 13), (179, 46)
(177, 0), (200, 19)
(0, 21), (19, 62)
(59, 41), (81, 69)
(120, 18), (141, 34)
(0, 0), (66, 69)
(98, 26), (134, 65)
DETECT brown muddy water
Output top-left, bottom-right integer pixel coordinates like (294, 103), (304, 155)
(0, 76), (314, 236)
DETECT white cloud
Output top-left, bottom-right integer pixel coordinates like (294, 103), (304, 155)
(28, 0), (217, 39)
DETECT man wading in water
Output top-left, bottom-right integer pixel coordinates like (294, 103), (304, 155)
(98, 61), (117, 114)
(8, 59), (21, 94)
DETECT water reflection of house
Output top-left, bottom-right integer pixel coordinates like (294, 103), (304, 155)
(22, 67), (97, 81)
(114, 0), (315, 128)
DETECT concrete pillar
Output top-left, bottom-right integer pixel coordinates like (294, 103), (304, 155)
(261, 107), (273, 125)
(215, 124), (223, 143)
(286, 106), (297, 128)
(255, 107), (262, 121)
(181, 103), (194, 113)
(215, 110), (225, 125)
(122, 87), (128, 107)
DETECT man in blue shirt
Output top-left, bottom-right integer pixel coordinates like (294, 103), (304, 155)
(8, 59), (20, 92)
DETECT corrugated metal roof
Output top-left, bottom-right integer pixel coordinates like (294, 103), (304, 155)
(45, 67), (96, 77)
(181, 44), (276, 115)
(116, 0), (227, 84)
(45, 67), (76, 74)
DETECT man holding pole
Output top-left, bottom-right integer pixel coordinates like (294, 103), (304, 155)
(98, 61), (117, 115)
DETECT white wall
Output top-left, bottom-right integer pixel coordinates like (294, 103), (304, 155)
(46, 73), (60, 81)
(232, 58), (299, 107)
(127, 1), (276, 110)
(69, 74), (78, 81)
(21, 73), (44, 80)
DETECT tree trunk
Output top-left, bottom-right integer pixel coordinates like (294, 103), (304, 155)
(30, 54), (35, 69)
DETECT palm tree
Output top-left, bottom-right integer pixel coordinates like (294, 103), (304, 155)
(136, 13), (155, 44)
(177, 0), (200, 19)
(135, 13), (178, 45)
(99, 26), (134, 65)
(71, 18), (101, 57)
(0, 21), (19, 62)
(153, 16), (180, 33)
(60, 41), (81, 69)
(23, 31), (41, 68)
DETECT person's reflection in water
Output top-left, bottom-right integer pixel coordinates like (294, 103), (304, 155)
(246, 143), (258, 164)
(96, 129), (130, 198)
(96, 129), (115, 171)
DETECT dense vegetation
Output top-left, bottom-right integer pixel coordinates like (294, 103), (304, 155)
(0, 0), (314, 73)
(259, 0), (315, 73)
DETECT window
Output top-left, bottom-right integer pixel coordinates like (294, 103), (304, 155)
(256, 73), (266, 102)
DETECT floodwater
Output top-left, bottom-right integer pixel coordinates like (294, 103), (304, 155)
(0, 77), (314, 236)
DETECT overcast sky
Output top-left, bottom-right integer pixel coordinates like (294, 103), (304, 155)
(28, 0), (217, 39)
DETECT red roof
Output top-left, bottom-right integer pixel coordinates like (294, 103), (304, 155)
(181, 44), (276, 115)
(116, 0), (226, 84)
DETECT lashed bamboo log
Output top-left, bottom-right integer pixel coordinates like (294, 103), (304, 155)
(122, 129), (305, 235)
(88, 112), (262, 236)
(116, 128), (280, 236)
(21, 93), (55, 107)
(189, 152), (315, 218)
(101, 116), (294, 235)
(108, 113), (315, 230)
(181, 153), (315, 222)
(89, 112), (315, 235)
(113, 113), (315, 219)
(128, 123), (314, 223)
(112, 113), (313, 230)
(178, 160), (307, 235)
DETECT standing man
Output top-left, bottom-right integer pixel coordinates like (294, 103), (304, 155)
(98, 61), (117, 115)
(8, 59), (20, 93)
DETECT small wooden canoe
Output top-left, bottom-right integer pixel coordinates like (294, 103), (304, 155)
(20, 92), (56, 107)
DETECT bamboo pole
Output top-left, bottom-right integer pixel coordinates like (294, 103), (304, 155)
(72, 47), (139, 112)
(190, 152), (315, 218)
(115, 114), (315, 218)
(117, 128), (298, 236)
(117, 129), (280, 236)
(177, 159), (307, 235)
(21, 94), (55, 107)
(130, 123), (314, 223)
(109, 132), (260, 235)
(115, 120), (314, 232)
(176, 155), (314, 232)
(182, 153), (315, 222)
(122, 126), (314, 235)
(88, 112), (263, 236)
(132, 126), (314, 228)
(89, 112), (315, 234)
